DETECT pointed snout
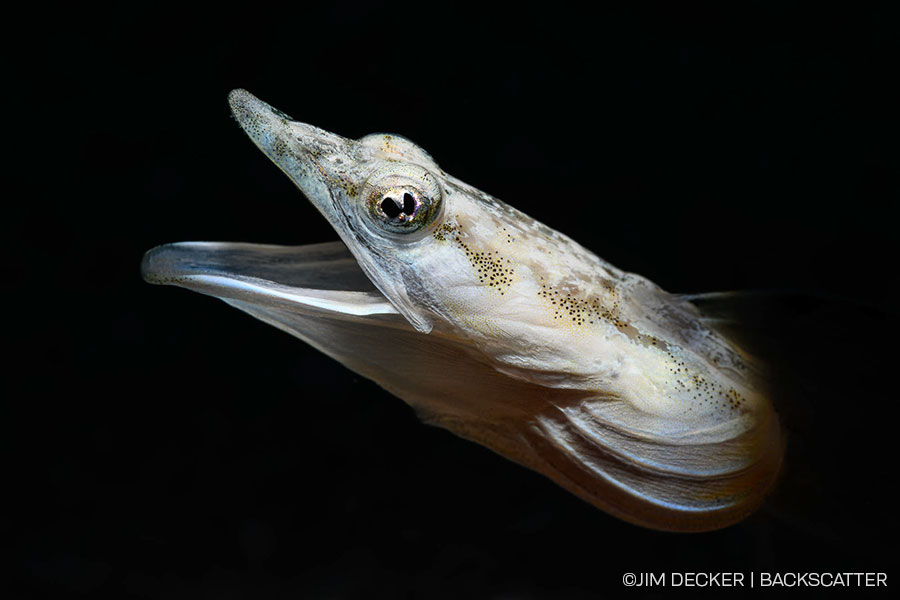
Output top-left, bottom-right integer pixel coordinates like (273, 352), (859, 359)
(228, 88), (292, 129)
(228, 89), (350, 160)
(227, 89), (296, 159)
(227, 89), (363, 230)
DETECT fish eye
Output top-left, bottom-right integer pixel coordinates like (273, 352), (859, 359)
(359, 163), (444, 237)
(377, 190), (417, 220)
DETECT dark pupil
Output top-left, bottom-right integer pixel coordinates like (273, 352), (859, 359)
(381, 192), (417, 219)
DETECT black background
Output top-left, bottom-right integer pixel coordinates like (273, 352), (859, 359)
(8, 1), (898, 597)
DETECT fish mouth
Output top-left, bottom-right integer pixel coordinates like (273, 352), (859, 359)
(141, 240), (401, 321)
(142, 89), (426, 332)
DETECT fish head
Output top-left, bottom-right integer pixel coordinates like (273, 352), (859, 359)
(229, 89), (459, 333)
(226, 89), (551, 347)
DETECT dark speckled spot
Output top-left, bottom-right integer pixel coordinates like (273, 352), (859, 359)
(433, 223), (514, 293)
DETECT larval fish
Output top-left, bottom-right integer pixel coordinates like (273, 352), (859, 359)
(142, 89), (783, 532)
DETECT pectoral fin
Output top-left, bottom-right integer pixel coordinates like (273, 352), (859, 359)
(430, 397), (782, 532)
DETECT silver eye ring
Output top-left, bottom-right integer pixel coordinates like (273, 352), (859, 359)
(359, 163), (444, 237)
